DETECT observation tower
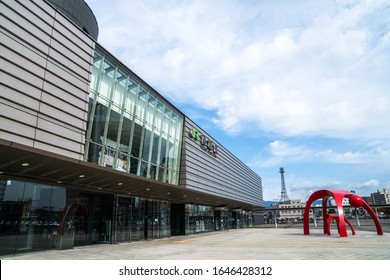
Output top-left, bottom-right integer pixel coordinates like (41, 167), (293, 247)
(279, 167), (290, 203)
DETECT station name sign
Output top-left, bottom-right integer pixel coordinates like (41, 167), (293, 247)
(189, 128), (217, 157)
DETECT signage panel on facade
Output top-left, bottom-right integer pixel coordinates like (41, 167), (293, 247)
(189, 128), (217, 157)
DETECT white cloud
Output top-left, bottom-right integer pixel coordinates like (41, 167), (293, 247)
(249, 140), (390, 169)
(89, 0), (385, 124)
(249, 140), (314, 169)
(316, 146), (390, 164)
(315, 150), (368, 164)
(361, 179), (380, 187)
(262, 176), (385, 201)
(87, 0), (390, 141)
(86, 0), (390, 201)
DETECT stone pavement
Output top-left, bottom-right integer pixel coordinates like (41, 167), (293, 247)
(2, 226), (390, 260)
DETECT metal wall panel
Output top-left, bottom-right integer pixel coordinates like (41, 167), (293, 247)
(1, 53), (45, 90)
(0, 106), (37, 137)
(0, 0), (94, 161)
(180, 117), (263, 207)
(1, 84), (40, 113)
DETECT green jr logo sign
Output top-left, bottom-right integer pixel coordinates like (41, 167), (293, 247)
(191, 128), (200, 140)
(189, 128), (217, 157)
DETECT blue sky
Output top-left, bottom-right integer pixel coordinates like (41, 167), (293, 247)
(85, 0), (390, 202)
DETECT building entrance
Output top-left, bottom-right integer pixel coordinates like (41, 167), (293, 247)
(114, 196), (171, 243)
(171, 203), (185, 236)
(60, 191), (114, 248)
(114, 196), (145, 242)
(214, 208), (231, 231)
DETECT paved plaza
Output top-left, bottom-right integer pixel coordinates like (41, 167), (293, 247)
(2, 225), (390, 260)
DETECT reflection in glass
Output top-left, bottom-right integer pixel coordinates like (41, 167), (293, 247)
(185, 204), (215, 235)
(85, 46), (183, 185)
(0, 179), (66, 256)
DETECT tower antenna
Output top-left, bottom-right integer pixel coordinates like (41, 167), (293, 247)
(279, 167), (290, 203)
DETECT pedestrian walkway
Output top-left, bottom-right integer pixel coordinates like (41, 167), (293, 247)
(2, 226), (390, 260)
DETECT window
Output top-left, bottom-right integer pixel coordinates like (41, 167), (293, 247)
(85, 47), (183, 185)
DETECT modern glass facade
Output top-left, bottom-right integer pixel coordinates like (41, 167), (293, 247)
(1, 0), (262, 257)
(0, 178), (66, 255)
(114, 196), (171, 243)
(0, 178), (172, 256)
(85, 46), (183, 185)
(185, 204), (215, 235)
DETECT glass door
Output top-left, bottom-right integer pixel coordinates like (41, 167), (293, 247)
(130, 197), (145, 241)
(115, 197), (131, 242)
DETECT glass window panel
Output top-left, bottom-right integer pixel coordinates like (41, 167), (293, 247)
(139, 160), (148, 178)
(99, 75), (114, 104)
(102, 140), (116, 168)
(157, 101), (164, 113)
(120, 117), (132, 146)
(104, 60), (115, 78)
(162, 118), (169, 134)
(131, 123), (142, 158)
(142, 129), (152, 161)
(167, 142), (176, 183)
(116, 146), (128, 172)
(158, 138), (168, 182)
(3, 179), (25, 201)
(139, 90), (148, 101)
(144, 106), (154, 129)
(113, 82), (126, 107)
(87, 47), (184, 185)
(107, 108), (121, 143)
(88, 103), (107, 164)
(154, 111), (163, 132)
(90, 67), (100, 93)
(135, 102), (146, 123)
(160, 138), (167, 166)
(0, 179), (68, 256)
(129, 85), (140, 95)
(93, 55), (102, 68)
(102, 106), (122, 169)
(124, 90), (136, 118)
(127, 79), (136, 89)
(170, 124), (176, 140)
(151, 133), (159, 164)
(164, 108), (171, 118)
(130, 156), (139, 175)
(148, 94), (157, 107)
(116, 70), (127, 85)
(150, 164), (157, 180)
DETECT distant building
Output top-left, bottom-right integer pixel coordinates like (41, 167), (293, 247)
(371, 189), (390, 205)
(361, 196), (374, 205)
(278, 199), (305, 221)
(264, 199), (306, 223)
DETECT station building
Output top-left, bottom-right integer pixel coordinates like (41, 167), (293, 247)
(0, 0), (263, 256)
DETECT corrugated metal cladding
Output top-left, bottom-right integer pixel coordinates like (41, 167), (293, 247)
(180, 117), (263, 207)
(0, 0), (95, 160)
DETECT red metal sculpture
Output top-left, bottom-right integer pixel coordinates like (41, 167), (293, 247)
(303, 190), (383, 237)
(326, 213), (356, 236)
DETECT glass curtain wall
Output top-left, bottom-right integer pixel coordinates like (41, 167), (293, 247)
(114, 196), (170, 243)
(85, 46), (183, 185)
(214, 208), (231, 231)
(185, 204), (214, 235)
(0, 178), (173, 256)
(0, 178), (65, 256)
(231, 210), (253, 229)
(0, 178), (113, 256)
